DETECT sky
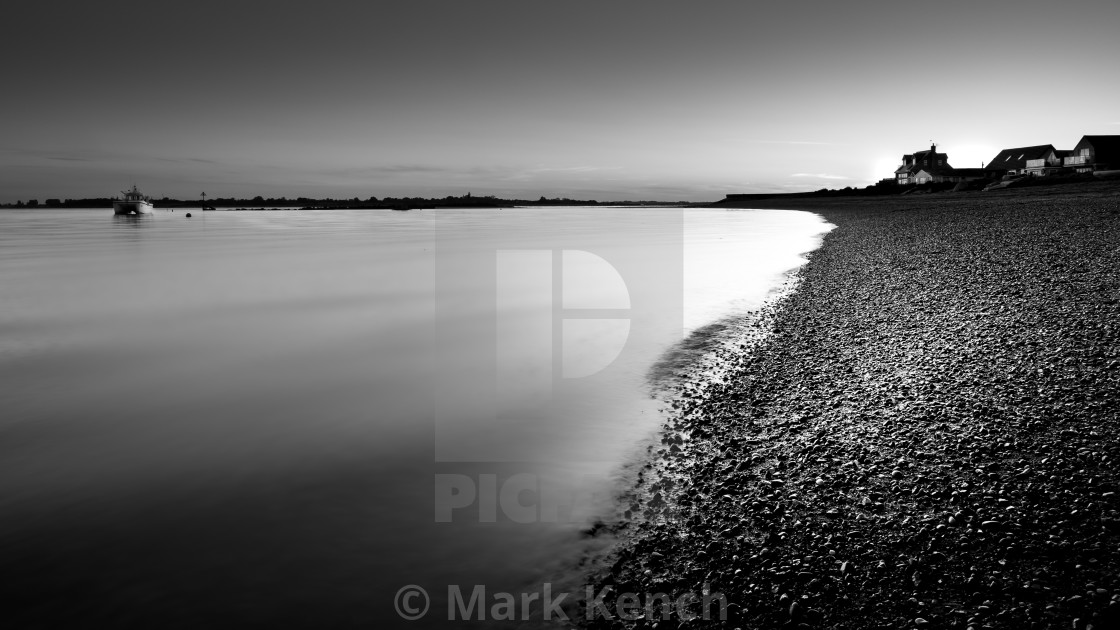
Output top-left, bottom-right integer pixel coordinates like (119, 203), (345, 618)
(3, 0), (1119, 203)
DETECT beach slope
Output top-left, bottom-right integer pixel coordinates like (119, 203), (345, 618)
(588, 183), (1120, 629)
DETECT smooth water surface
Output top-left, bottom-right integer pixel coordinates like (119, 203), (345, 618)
(0, 206), (830, 627)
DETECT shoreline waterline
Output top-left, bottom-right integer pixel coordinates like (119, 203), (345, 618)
(541, 236), (836, 622)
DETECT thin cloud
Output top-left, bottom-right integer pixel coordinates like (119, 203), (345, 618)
(790, 173), (850, 180)
(369, 165), (450, 174)
(757, 140), (836, 146)
(325, 164), (454, 176)
(501, 165), (623, 182)
(154, 156), (219, 164)
(525, 165), (623, 174)
(707, 182), (755, 192)
(636, 184), (700, 194)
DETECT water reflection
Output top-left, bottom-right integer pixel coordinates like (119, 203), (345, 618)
(111, 213), (155, 228)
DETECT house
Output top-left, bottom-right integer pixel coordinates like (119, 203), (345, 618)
(1024, 148), (1070, 176)
(985, 145), (1056, 176)
(895, 144), (955, 185)
(893, 144), (991, 185)
(1064, 135), (1120, 173)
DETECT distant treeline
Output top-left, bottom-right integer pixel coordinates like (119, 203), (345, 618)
(3, 194), (690, 210)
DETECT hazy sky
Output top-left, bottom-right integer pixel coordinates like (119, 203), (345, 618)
(4, 0), (1119, 202)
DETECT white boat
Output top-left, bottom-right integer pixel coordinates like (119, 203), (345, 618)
(112, 185), (154, 215)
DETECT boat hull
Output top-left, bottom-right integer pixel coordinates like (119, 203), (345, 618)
(113, 201), (154, 215)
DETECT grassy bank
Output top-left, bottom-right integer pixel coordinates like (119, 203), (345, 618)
(585, 182), (1120, 629)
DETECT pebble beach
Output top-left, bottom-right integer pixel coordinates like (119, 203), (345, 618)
(586, 182), (1120, 629)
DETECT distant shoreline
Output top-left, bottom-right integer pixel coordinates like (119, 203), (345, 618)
(8, 177), (1120, 212)
(0, 195), (693, 211)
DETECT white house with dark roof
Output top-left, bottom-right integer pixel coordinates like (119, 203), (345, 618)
(1064, 135), (1120, 173)
(985, 145), (1057, 176)
(894, 144), (954, 185)
(893, 144), (988, 185)
(1024, 148), (1069, 176)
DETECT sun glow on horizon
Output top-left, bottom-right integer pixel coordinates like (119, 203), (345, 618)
(947, 144), (1001, 169)
(870, 155), (900, 184)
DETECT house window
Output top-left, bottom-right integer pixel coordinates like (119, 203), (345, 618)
(1081, 148), (1090, 156)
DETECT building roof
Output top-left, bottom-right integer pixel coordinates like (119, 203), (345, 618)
(985, 145), (1055, 171)
(1077, 135), (1120, 161)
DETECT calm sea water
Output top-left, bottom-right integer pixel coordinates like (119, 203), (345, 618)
(0, 206), (830, 628)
